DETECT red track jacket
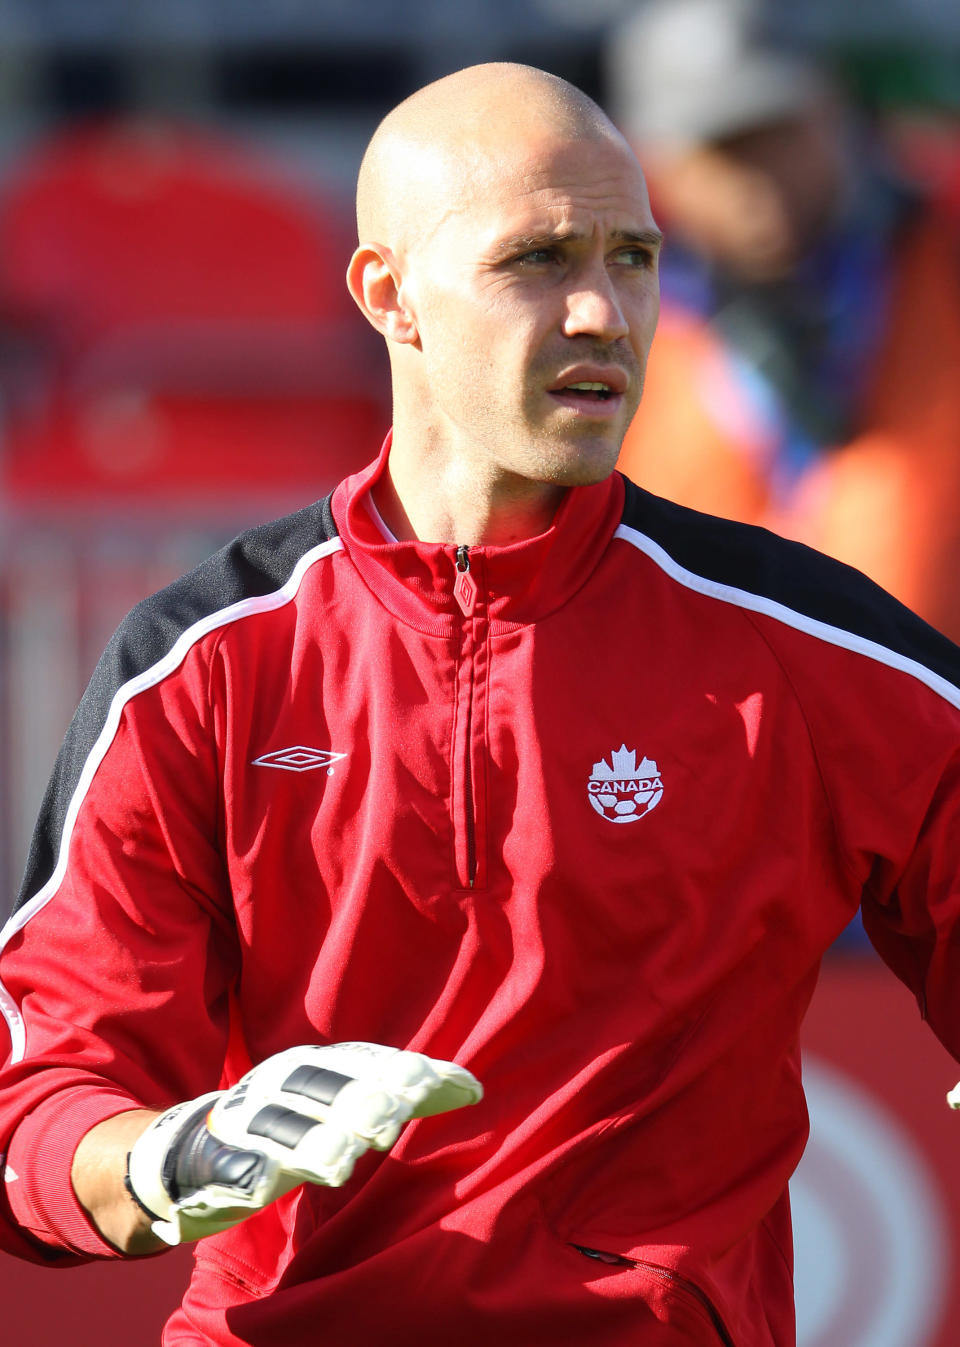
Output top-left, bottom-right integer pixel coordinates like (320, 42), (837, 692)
(2, 438), (960, 1346)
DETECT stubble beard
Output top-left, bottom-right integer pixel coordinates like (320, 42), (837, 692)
(518, 376), (644, 488)
(445, 337), (644, 492)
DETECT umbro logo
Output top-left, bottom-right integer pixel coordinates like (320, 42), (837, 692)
(252, 745), (347, 774)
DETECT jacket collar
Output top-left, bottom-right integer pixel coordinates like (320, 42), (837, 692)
(331, 432), (625, 635)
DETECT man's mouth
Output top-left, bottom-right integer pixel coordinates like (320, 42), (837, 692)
(547, 376), (627, 416)
(559, 381), (615, 401)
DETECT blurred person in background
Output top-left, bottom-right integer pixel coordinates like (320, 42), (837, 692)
(608, 0), (960, 642)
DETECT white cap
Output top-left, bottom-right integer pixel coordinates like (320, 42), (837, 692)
(606, 0), (825, 147)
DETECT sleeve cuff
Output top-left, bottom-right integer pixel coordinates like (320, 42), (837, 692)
(6, 1085), (145, 1258)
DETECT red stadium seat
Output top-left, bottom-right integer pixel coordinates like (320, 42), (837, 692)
(0, 119), (388, 503)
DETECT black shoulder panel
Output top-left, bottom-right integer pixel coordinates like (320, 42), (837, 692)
(618, 474), (960, 692)
(12, 496), (340, 916)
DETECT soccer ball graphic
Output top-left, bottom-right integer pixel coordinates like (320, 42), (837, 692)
(588, 744), (664, 824)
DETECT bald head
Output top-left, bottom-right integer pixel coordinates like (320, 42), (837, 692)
(345, 60), (660, 533)
(356, 63), (630, 251)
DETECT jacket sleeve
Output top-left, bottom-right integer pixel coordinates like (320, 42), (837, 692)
(760, 608), (960, 1063)
(858, 742), (960, 1053)
(0, 607), (239, 1262)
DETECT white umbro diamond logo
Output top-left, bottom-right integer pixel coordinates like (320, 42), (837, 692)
(252, 746), (347, 773)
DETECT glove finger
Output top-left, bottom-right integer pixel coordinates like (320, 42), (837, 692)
(211, 1098), (371, 1191)
(401, 1061), (484, 1119)
(289, 1119), (371, 1188)
(362, 1112), (404, 1152)
(330, 1084), (411, 1148)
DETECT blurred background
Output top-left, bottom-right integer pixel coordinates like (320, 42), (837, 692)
(0, 2), (958, 1343)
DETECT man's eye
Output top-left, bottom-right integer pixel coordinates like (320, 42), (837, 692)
(615, 248), (656, 270)
(516, 247), (556, 265)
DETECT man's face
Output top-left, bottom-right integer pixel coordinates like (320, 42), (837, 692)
(400, 133), (661, 491)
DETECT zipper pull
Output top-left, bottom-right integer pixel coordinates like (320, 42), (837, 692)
(454, 545), (477, 617)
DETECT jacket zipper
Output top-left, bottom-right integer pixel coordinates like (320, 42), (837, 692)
(637, 1261), (735, 1346)
(570, 1246), (736, 1346)
(453, 545), (478, 888)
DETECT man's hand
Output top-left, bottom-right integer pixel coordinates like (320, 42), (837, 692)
(125, 1042), (482, 1246)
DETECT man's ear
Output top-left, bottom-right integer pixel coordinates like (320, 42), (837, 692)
(346, 243), (419, 345)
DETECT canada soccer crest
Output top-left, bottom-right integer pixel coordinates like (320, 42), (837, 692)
(588, 744), (664, 823)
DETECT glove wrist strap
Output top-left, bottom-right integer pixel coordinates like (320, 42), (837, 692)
(122, 1153), (164, 1222)
(125, 1091), (222, 1232)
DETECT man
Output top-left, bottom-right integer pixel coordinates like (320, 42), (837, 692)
(0, 62), (959, 1347)
(610, 0), (960, 643)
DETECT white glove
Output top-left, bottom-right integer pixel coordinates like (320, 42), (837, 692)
(947, 1083), (960, 1109)
(125, 1042), (482, 1246)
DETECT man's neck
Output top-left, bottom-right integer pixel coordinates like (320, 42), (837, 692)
(374, 433), (568, 547)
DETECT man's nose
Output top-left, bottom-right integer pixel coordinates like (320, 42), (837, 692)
(561, 263), (630, 342)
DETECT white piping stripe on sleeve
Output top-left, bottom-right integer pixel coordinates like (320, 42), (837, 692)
(615, 523), (960, 712)
(0, 535), (343, 1065)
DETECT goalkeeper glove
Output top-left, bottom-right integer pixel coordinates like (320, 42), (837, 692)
(125, 1041), (482, 1246)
